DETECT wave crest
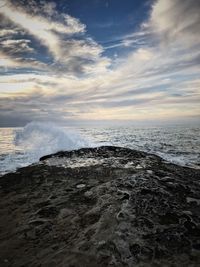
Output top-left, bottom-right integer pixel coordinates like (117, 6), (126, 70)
(14, 121), (91, 158)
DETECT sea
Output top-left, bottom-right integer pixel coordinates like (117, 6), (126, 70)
(0, 121), (200, 176)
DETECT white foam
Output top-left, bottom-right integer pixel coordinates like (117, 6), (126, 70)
(1, 124), (200, 175)
(14, 121), (91, 155)
(1, 121), (93, 175)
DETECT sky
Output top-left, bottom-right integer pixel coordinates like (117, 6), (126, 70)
(0, 0), (200, 127)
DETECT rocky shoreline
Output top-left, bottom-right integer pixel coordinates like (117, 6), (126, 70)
(0, 146), (200, 267)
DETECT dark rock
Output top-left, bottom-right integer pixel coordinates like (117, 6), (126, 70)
(0, 146), (200, 267)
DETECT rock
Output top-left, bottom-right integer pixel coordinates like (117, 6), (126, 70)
(76, 183), (86, 189)
(0, 146), (200, 267)
(84, 190), (94, 198)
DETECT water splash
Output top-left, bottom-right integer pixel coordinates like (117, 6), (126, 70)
(1, 121), (92, 175)
(14, 121), (91, 156)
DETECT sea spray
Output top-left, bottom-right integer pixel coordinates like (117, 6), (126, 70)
(1, 124), (200, 175)
(1, 121), (92, 175)
(14, 121), (91, 156)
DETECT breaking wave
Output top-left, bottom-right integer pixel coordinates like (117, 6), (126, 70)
(14, 121), (91, 156)
(1, 122), (92, 175)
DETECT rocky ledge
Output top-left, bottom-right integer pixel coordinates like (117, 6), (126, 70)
(0, 146), (200, 267)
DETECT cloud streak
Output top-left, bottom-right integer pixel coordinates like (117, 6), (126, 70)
(0, 0), (110, 75)
(147, 0), (200, 48)
(0, 0), (200, 126)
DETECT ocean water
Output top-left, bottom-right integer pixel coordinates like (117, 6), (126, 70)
(0, 121), (200, 175)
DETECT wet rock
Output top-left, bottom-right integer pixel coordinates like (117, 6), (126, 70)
(158, 212), (179, 225)
(36, 206), (59, 218)
(0, 146), (200, 267)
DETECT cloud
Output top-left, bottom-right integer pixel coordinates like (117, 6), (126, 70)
(0, 0), (109, 75)
(103, 30), (152, 50)
(149, 0), (200, 46)
(0, 29), (19, 37)
(1, 39), (34, 54)
(0, 0), (200, 126)
(1, 4), (75, 60)
(0, 52), (47, 71)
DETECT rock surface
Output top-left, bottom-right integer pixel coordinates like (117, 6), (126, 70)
(0, 146), (200, 267)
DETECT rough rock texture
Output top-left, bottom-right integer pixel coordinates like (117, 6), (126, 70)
(0, 146), (200, 267)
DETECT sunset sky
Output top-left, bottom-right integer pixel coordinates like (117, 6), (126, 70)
(0, 0), (200, 126)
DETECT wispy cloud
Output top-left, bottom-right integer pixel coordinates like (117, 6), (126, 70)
(1, 2), (85, 59)
(0, 28), (19, 37)
(0, 0), (110, 75)
(0, 0), (199, 126)
(1, 39), (34, 54)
